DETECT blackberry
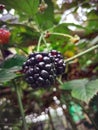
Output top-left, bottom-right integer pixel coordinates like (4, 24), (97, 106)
(22, 52), (56, 89)
(49, 50), (65, 75)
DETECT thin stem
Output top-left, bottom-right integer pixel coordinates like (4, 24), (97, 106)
(57, 77), (63, 85)
(42, 36), (49, 50)
(13, 80), (28, 130)
(37, 33), (49, 52)
(65, 44), (98, 63)
(50, 32), (73, 39)
(37, 34), (43, 52)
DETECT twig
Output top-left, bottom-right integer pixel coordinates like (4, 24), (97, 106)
(65, 44), (98, 63)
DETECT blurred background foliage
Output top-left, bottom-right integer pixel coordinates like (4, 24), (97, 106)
(0, 0), (98, 130)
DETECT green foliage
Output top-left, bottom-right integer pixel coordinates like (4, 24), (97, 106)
(0, 0), (98, 129)
(34, 0), (54, 30)
(0, 55), (26, 69)
(0, 68), (17, 83)
(0, 55), (26, 84)
(86, 10), (98, 34)
(0, 0), (39, 18)
(61, 79), (98, 103)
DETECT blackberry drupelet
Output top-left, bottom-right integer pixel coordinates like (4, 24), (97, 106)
(49, 50), (65, 75)
(22, 52), (56, 89)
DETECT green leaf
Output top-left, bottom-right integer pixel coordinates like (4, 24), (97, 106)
(0, 55), (26, 84)
(62, 79), (88, 90)
(0, 54), (27, 70)
(34, 0), (54, 30)
(51, 23), (85, 33)
(86, 10), (98, 34)
(0, 0), (39, 17)
(61, 79), (98, 103)
(0, 69), (17, 83)
(30, 0), (39, 15)
(51, 23), (70, 34)
(72, 79), (98, 103)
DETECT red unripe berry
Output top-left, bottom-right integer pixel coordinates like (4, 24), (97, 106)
(0, 29), (11, 44)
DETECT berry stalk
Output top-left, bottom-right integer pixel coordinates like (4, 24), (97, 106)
(42, 35), (49, 49)
(37, 33), (49, 52)
(57, 77), (63, 85)
(37, 33), (43, 52)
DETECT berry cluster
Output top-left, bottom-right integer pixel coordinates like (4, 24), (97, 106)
(0, 29), (10, 44)
(23, 52), (56, 89)
(22, 50), (65, 89)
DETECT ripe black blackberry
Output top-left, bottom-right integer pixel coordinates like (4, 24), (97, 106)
(22, 52), (56, 89)
(49, 50), (65, 75)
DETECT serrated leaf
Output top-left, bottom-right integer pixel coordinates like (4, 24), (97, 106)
(62, 79), (88, 90)
(0, 54), (27, 69)
(72, 79), (98, 103)
(0, 69), (17, 83)
(61, 79), (98, 103)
